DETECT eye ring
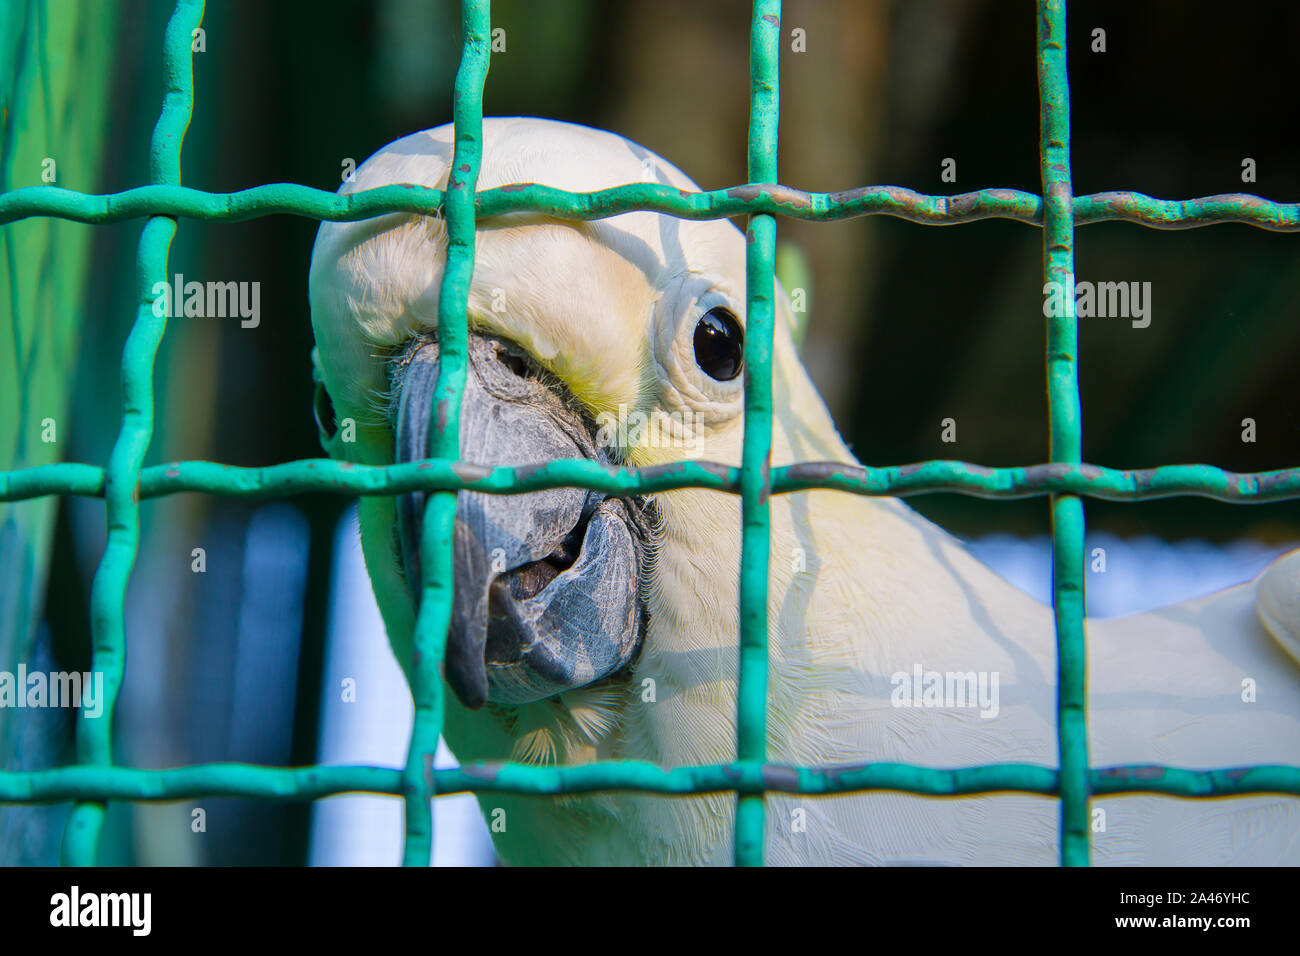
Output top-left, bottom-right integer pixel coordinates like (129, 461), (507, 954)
(693, 306), (744, 381)
(314, 381), (338, 440)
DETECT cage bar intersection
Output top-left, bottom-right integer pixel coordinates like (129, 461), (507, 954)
(2, 0), (1299, 867)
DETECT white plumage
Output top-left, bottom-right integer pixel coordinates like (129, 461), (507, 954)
(309, 117), (1300, 865)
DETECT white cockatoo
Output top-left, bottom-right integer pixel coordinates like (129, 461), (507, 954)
(308, 117), (1300, 865)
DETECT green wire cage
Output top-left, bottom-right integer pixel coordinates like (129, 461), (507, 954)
(2, 0), (1300, 867)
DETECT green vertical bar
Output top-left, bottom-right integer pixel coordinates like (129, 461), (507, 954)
(735, 0), (780, 868)
(400, 0), (490, 867)
(1036, 0), (1090, 867)
(60, 0), (204, 867)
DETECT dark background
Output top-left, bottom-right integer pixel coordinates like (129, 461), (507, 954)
(11, 0), (1300, 864)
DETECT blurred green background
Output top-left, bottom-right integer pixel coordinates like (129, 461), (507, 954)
(2, 0), (1298, 864)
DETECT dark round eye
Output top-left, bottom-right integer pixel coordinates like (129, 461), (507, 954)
(314, 381), (338, 440)
(693, 307), (744, 381)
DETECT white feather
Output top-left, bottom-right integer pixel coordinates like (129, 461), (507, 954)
(309, 118), (1300, 866)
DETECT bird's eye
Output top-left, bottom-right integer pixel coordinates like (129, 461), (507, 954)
(693, 307), (744, 381)
(314, 381), (338, 440)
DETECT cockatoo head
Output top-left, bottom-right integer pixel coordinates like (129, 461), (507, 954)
(309, 117), (835, 716)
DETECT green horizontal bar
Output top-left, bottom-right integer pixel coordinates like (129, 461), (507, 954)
(4, 760), (1299, 804)
(1078, 191), (1300, 230)
(3, 182), (1298, 231)
(3, 458), (1298, 505)
(0, 182), (447, 224)
(1, 764), (403, 803)
(773, 460), (1300, 502)
(1090, 765), (1300, 797)
(1, 462), (106, 498)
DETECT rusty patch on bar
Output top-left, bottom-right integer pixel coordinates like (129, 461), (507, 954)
(826, 764), (868, 788)
(512, 462), (548, 483)
(451, 461), (490, 481)
(435, 397), (450, 436)
(947, 193), (983, 217)
(1253, 471), (1300, 496)
(734, 183), (813, 211)
(761, 765), (800, 791)
(1098, 765), (1165, 780)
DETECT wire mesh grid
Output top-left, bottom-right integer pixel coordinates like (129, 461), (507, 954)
(2, 0), (1299, 867)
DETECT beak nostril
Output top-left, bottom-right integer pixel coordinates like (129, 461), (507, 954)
(487, 508), (590, 607)
(547, 517), (587, 571)
(499, 351), (533, 381)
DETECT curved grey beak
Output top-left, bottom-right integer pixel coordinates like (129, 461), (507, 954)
(394, 333), (648, 710)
